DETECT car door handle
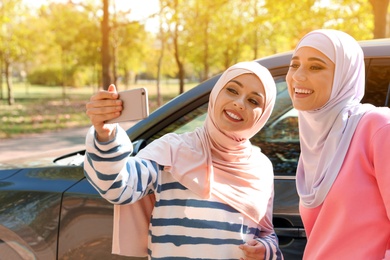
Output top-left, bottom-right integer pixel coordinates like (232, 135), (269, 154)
(275, 153), (297, 163)
(274, 227), (306, 238)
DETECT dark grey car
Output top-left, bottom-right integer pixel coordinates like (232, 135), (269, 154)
(0, 39), (389, 259)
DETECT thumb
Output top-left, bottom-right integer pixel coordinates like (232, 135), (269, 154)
(108, 84), (117, 94)
(245, 239), (258, 246)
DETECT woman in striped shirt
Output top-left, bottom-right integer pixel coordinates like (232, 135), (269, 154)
(84, 61), (283, 260)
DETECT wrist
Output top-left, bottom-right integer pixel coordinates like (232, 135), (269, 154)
(96, 126), (117, 142)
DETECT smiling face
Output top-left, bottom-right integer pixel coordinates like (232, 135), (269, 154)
(213, 73), (266, 134)
(286, 47), (335, 111)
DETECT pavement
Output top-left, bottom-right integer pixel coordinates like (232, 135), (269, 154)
(0, 122), (135, 169)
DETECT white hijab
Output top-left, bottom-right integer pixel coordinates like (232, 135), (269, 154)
(295, 29), (374, 208)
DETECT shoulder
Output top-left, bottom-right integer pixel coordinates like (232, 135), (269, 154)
(362, 107), (390, 123)
(252, 148), (274, 174)
(356, 107), (390, 143)
(359, 107), (390, 129)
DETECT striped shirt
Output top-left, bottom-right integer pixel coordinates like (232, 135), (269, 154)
(84, 126), (283, 260)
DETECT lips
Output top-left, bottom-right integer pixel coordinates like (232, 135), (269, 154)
(225, 110), (242, 121)
(294, 87), (313, 94)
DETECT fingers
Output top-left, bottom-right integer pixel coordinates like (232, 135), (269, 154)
(86, 98), (122, 124)
(107, 84), (117, 93)
(239, 239), (266, 260)
(86, 84), (121, 117)
(86, 99), (122, 113)
(89, 90), (118, 102)
(85, 84), (122, 140)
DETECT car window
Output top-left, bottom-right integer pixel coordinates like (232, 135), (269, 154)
(173, 111), (207, 134)
(251, 76), (299, 176)
(363, 58), (390, 107)
(264, 109), (299, 142)
(149, 103), (209, 141)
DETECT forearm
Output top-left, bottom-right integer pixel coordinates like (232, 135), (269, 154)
(256, 192), (284, 260)
(256, 233), (283, 260)
(83, 125), (158, 204)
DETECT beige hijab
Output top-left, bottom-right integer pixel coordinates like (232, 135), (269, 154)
(113, 61), (277, 256)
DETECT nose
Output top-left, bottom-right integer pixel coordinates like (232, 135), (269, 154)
(233, 97), (245, 110)
(292, 67), (307, 82)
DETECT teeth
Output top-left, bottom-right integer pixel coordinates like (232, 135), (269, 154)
(295, 88), (313, 94)
(226, 111), (241, 120)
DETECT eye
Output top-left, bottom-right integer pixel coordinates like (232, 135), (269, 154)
(226, 87), (238, 95)
(248, 98), (259, 106)
(310, 65), (323, 70)
(289, 63), (299, 69)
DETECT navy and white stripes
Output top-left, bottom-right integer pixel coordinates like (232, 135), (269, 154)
(84, 126), (282, 259)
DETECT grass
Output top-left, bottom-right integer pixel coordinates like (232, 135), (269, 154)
(0, 81), (196, 139)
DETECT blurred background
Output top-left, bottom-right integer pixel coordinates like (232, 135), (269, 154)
(0, 0), (389, 138)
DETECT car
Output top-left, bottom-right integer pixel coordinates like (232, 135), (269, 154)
(0, 39), (389, 260)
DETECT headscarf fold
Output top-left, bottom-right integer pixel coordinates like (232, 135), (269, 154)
(113, 61), (277, 256)
(295, 29), (374, 208)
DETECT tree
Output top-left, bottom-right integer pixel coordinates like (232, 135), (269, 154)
(0, 0), (25, 105)
(170, 0), (186, 94)
(156, 4), (168, 106)
(101, 0), (111, 89)
(369, 0), (390, 38)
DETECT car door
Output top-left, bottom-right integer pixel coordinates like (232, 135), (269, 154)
(363, 57), (390, 107)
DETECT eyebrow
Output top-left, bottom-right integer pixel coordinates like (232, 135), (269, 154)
(291, 56), (328, 65)
(228, 79), (265, 99)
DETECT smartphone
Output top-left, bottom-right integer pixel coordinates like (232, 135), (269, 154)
(106, 88), (149, 123)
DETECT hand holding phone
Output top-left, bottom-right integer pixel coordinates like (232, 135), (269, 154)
(106, 88), (149, 123)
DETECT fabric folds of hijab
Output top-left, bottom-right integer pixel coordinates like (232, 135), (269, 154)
(112, 61), (277, 256)
(139, 61), (277, 221)
(295, 29), (374, 208)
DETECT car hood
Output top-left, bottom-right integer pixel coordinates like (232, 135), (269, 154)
(0, 150), (85, 171)
(0, 157), (60, 170)
(0, 168), (22, 180)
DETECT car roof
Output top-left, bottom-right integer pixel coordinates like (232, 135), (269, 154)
(359, 38), (390, 57)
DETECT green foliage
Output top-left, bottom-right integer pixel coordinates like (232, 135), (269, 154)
(27, 67), (63, 86)
(27, 66), (93, 87)
(0, 83), (92, 138)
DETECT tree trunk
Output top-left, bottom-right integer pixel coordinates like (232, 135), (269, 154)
(172, 0), (185, 94)
(101, 0), (111, 90)
(173, 31), (185, 94)
(112, 43), (118, 88)
(5, 61), (14, 106)
(0, 59), (3, 100)
(369, 0), (390, 38)
(156, 13), (166, 107)
(253, 4), (259, 60)
(61, 48), (66, 100)
(202, 17), (210, 82)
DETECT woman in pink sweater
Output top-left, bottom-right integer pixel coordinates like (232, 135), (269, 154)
(286, 29), (390, 259)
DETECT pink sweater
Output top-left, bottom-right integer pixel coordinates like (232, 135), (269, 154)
(300, 108), (390, 259)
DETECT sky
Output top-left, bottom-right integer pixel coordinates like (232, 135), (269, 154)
(22, 0), (160, 33)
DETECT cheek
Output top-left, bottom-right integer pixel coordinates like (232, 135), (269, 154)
(320, 77), (333, 98)
(251, 107), (264, 122)
(286, 73), (294, 93)
(286, 71), (292, 83)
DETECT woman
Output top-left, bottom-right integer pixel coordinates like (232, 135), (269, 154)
(287, 29), (390, 259)
(84, 61), (283, 260)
